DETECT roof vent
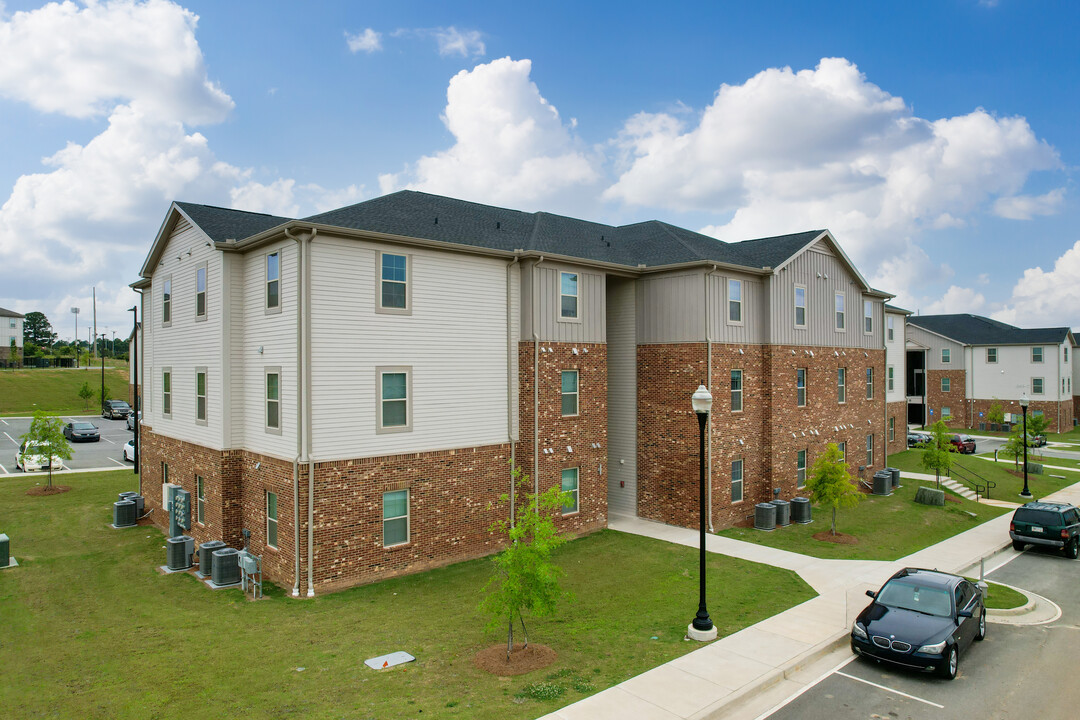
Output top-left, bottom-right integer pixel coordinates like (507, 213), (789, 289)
(496, 221), (501, 229)
(434, 216), (438, 225)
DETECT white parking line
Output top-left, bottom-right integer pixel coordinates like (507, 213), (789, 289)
(835, 671), (944, 709)
(0, 418), (8, 425)
(102, 437), (116, 444)
(985, 550), (1024, 576)
(754, 655), (856, 720)
(3, 431), (16, 444)
(107, 457), (127, 468)
(0, 462), (7, 473)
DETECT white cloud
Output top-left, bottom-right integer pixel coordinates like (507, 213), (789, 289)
(993, 240), (1080, 328)
(380, 57), (599, 210)
(993, 188), (1065, 220)
(345, 27), (382, 53)
(434, 26), (485, 57)
(0, 0), (233, 124)
(921, 285), (988, 316)
(230, 178), (299, 217)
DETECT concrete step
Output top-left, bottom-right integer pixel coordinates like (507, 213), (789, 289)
(941, 478), (978, 500)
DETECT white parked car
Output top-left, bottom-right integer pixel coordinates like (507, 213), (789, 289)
(123, 439), (136, 462)
(15, 441), (62, 472)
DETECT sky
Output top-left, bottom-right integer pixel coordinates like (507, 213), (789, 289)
(0, 0), (1077, 339)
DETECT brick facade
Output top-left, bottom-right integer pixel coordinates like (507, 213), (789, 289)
(886, 400), (907, 456)
(925, 369), (966, 427)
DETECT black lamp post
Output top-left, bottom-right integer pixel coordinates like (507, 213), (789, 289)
(128, 305), (139, 476)
(688, 383), (717, 641)
(1019, 393), (1032, 499)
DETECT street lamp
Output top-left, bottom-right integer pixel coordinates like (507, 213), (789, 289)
(688, 383), (717, 641)
(99, 333), (107, 414)
(70, 307), (79, 368)
(1019, 393), (1032, 499)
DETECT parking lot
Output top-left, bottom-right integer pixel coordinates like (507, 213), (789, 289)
(0, 414), (133, 475)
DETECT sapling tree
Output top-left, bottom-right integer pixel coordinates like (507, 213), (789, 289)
(78, 382), (94, 410)
(804, 443), (862, 536)
(921, 420), (953, 490)
(987, 401), (1005, 427)
(1002, 424), (1032, 469)
(481, 466), (573, 661)
(19, 410), (72, 490)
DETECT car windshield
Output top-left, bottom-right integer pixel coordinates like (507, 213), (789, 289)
(73, 422), (95, 430)
(1014, 509), (1062, 526)
(876, 580), (952, 617)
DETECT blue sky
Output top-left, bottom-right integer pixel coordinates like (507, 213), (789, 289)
(0, 0), (1077, 335)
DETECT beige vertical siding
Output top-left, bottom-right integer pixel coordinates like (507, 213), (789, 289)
(707, 271), (766, 344)
(636, 271), (705, 343)
(606, 277), (637, 515)
(907, 325), (965, 370)
(520, 262), (605, 343)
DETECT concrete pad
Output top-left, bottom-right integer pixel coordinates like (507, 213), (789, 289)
(754, 613), (842, 646)
(621, 664), (732, 717)
(546, 686), (681, 720)
(717, 626), (812, 668)
(0, 557), (17, 569)
(670, 647), (775, 690)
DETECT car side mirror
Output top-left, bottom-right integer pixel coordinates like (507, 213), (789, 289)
(865, 590), (876, 599)
(958, 609), (973, 619)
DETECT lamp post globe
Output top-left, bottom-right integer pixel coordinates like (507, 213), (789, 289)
(1019, 393), (1032, 499)
(688, 383), (717, 641)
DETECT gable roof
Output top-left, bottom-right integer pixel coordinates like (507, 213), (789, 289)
(174, 202), (292, 243)
(907, 314), (1071, 346)
(0, 306), (24, 318)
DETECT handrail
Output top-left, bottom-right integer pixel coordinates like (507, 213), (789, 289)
(951, 464), (996, 501)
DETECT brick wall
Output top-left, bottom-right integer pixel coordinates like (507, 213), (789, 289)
(925, 369), (966, 427)
(886, 400), (907, 457)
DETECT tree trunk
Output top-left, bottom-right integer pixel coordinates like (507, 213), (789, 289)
(831, 506), (837, 536)
(506, 613), (514, 661)
(46, 461), (53, 490)
(519, 612), (529, 650)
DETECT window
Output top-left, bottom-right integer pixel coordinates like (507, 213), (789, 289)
(266, 491), (278, 548)
(1032, 347), (1044, 363)
(942, 406), (951, 419)
(731, 459), (744, 503)
(161, 276), (172, 326)
(162, 462), (168, 485)
(794, 286), (807, 327)
(837, 442), (846, 462)
(265, 369), (281, 432)
(195, 368), (207, 424)
(887, 365), (895, 392)
(797, 368), (807, 407)
(796, 450), (806, 489)
(887, 315), (894, 341)
(377, 367), (412, 432)
(195, 263), (207, 320)
(866, 434), (874, 466)
(941, 348), (951, 364)
(379, 252), (409, 312)
(987, 348), (998, 363)
(866, 367), (874, 400)
(196, 475), (204, 524)
(1033, 409), (1044, 419)
(1066, 346), (1070, 362)
(863, 300), (874, 334)
(561, 370), (579, 416)
(161, 368), (172, 418)
(265, 252), (280, 311)
(730, 369), (743, 412)
(560, 271), (579, 319)
(382, 489), (409, 546)
(835, 293), (845, 330)
(1032, 377), (1044, 395)
(889, 416), (895, 442)
(941, 377), (951, 392)
(7, 318), (13, 328)
(728, 279), (742, 323)
(838, 368), (846, 403)
(561, 468), (579, 515)
(1065, 379), (1068, 394)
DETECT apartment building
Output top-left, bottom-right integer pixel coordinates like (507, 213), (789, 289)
(0, 306), (24, 366)
(132, 191), (894, 595)
(906, 314), (1076, 432)
(885, 304), (910, 455)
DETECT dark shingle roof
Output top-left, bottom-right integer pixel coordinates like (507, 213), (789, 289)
(908, 314), (1070, 345)
(175, 202), (292, 243)
(0, 306), (24, 318)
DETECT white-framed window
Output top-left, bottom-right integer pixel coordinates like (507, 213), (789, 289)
(986, 348), (998, 363)
(1033, 409), (1044, 419)
(887, 365), (895, 392)
(561, 467), (579, 515)
(161, 275), (172, 327)
(797, 368), (807, 407)
(866, 434), (874, 466)
(195, 263), (207, 320)
(7, 318), (13, 328)
(863, 299), (873, 334)
(196, 475), (205, 524)
(265, 368), (281, 433)
(265, 252), (280, 312)
(889, 416), (895, 442)
(376, 367), (412, 433)
(266, 491), (278, 548)
(1032, 377), (1044, 395)
(731, 459), (744, 503)
(730, 369), (743, 412)
(161, 368), (172, 418)
(728, 278), (742, 324)
(942, 406), (951, 419)
(378, 251), (411, 313)
(561, 370), (579, 416)
(887, 315), (894, 341)
(1032, 346), (1044, 363)
(560, 271), (579, 320)
(794, 286), (807, 327)
(796, 450), (806, 488)
(941, 348), (951, 364)
(1065, 379), (1068, 394)
(866, 367), (874, 400)
(195, 368), (207, 425)
(382, 489), (409, 547)
(1066, 346), (1069, 362)
(837, 442), (846, 462)
(838, 367), (846, 404)
(835, 292), (845, 331)
(941, 377), (951, 392)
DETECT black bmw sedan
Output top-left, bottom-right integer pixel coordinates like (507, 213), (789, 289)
(851, 568), (985, 680)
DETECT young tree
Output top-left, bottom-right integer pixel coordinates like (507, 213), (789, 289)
(1002, 424), (1032, 469)
(920, 420), (953, 490)
(805, 443), (862, 536)
(19, 410), (72, 490)
(1026, 412), (1050, 439)
(481, 467), (573, 661)
(78, 382), (94, 410)
(987, 401), (1005, 427)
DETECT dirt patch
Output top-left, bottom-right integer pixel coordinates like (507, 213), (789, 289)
(812, 531), (858, 545)
(943, 493), (961, 504)
(26, 485), (71, 496)
(474, 643), (557, 676)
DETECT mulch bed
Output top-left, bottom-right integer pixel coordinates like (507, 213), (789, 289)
(812, 531), (858, 545)
(474, 643), (557, 676)
(26, 485), (71, 496)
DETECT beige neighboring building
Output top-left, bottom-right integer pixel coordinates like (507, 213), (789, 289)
(0, 307), (24, 366)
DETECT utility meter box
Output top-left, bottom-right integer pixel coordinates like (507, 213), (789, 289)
(172, 488), (191, 533)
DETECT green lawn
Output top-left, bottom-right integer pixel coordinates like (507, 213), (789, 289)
(980, 451), (1080, 472)
(0, 365), (130, 415)
(984, 581), (1027, 610)
(718, 478), (1009, 561)
(0, 471), (814, 720)
(888, 449), (1079, 500)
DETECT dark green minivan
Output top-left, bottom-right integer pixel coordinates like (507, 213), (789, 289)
(1010, 502), (1080, 559)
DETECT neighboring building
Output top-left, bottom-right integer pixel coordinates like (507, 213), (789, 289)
(128, 322), (142, 409)
(0, 307), (24, 366)
(906, 314), (1075, 432)
(132, 191), (894, 595)
(884, 304), (910, 455)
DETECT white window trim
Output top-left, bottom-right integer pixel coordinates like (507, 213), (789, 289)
(383, 489), (410, 547)
(942, 377), (951, 392)
(731, 459), (744, 504)
(941, 348), (951, 364)
(265, 366), (282, 435)
(1032, 377), (1044, 395)
(797, 368), (807, 408)
(730, 369), (743, 413)
(837, 442), (846, 462)
(194, 262), (208, 322)
(376, 366), (413, 434)
(560, 467), (580, 516)
(265, 251), (281, 315)
(195, 367), (207, 426)
(376, 251), (413, 315)
(866, 367), (874, 400)
(1032, 347), (1044, 363)
(196, 475), (205, 525)
(886, 315), (894, 341)
(986, 348), (998, 364)
(888, 416), (895, 442)
(266, 491), (279, 549)
(727, 278), (744, 326)
(161, 274), (172, 328)
(796, 450), (806, 488)
(561, 369), (579, 417)
(835, 292), (846, 332)
(558, 270), (582, 323)
(942, 407), (952, 419)
(866, 434), (874, 466)
(838, 367), (846, 404)
(887, 365), (895, 392)
(794, 285), (807, 328)
(161, 367), (172, 420)
(863, 299), (874, 335)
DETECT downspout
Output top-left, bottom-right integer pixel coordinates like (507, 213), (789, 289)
(532, 257), (545, 504)
(705, 266), (715, 532)
(883, 309), (888, 468)
(968, 346), (974, 428)
(305, 229), (317, 598)
(1058, 343), (1063, 432)
(507, 255), (520, 525)
(284, 228), (303, 598)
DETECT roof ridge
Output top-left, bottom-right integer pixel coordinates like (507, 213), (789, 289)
(176, 201), (293, 220)
(652, 221), (703, 260)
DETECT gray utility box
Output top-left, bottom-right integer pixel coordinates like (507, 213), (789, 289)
(0, 533), (8, 567)
(872, 471), (892, 496)
(166, 535), (194, 571)
(886, 467), (901, 489)
(771, 499), (791, 526)
(198, 540), (226, 576)
(755, 502), (776, 531)
(113, 500), (137, 527)
(211, 547), (241, 586)
(791, 497), (812, 524)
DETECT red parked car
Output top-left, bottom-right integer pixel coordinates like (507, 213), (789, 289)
(949, 435), (976, 454)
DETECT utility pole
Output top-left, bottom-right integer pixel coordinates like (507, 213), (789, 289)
(71, 307), (79, 368)
(92, 287), (97, 360)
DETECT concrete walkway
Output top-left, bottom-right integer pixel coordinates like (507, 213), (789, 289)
(540, 479), (1080, 720)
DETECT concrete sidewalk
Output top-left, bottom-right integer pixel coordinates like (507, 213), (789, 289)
(540, 479), (1080, 720)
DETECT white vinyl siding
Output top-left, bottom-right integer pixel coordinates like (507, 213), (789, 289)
(561, 467), (579, 515)
(383, 490), (409, 546)
(731, 459), (744, 503)
(561, 370), (579, 416)
(730, 369), (743, 412)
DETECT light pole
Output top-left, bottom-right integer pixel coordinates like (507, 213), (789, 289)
(70, 307), (79, 368)
(1019, 393), (1032, 499)
(688, 383), (717, 641)
(99, 333), (107, 414)
(128, 305), (139, 477)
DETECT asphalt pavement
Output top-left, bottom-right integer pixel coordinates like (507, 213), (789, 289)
(0, 414), (133, 475)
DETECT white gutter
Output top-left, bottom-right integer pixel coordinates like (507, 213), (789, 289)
(507, 255), (520, 525)
(284, 228), (303, 598)
(705, 266), (715, 532)
(532, 257), (544, 504)
(304, 230), (317, 597)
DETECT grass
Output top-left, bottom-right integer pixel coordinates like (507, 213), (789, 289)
(980, 451), (1080, 472)
(0, 471), (815, 720)
(0, 364), (130, 416)
(717, 478), (1009, 561)
(983, 581), (1027, 610)
(888, 449), (1079, 500)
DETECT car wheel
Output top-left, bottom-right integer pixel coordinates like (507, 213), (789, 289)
(1012, 540), (1025, 552)
(1065, 538), (1079, 560)
(939, 645), (958, 680)
(976, 612), (986, 641)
